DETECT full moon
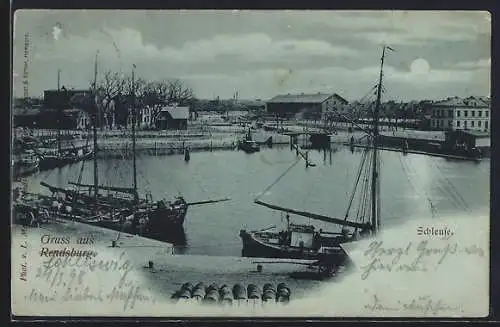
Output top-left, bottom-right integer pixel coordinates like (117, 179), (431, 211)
(410, 58), (431, 75)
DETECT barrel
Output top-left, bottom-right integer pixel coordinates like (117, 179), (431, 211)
(178, 289), (191, 299)
(247, 284), (260, 299)
(180, 282), (193, 294)
(206, 283), (219, 293)
(191, 282), (206, 299)
(262, 283), (276, 302)
(204, 283), (220, 303)
(232, 283), (247, 300)
(276, 283), (291, 302)
(204, 289), (219, 303)
(219, 284), (233, 303)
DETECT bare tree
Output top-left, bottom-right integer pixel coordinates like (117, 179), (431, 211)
(167, 79), (194, 105)
(142, 79), (194, 128)
(141, 80), (167, 128)
(120, 73), (147, 128)
(96, 71), (125, 129)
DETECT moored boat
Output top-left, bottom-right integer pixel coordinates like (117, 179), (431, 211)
(13, 150), (40, 178)
(30, 54), (228, 240)
(239, 46), (395, 270)
(37, 145), (94, 170)
(237, 128), (260, 153)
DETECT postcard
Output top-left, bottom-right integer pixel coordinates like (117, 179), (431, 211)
(11, 10), (490, 318)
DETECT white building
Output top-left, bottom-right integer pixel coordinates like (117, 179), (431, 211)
(140, 106), (154, 128)
(430, 96), (490, 133)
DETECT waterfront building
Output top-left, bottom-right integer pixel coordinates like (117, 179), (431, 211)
(43, 88), (92, 109)
(266, 93), (348, 120)
(13, 107), (90, 129)
(62, 108), (91, 130)
(430, 96), (490, 133)
(155, 104), (190, 130)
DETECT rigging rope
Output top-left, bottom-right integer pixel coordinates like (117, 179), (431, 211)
(344, 148), (370, 220)
(397, 154), (440, 217)
(356, 150), (372, 223)
(435, 165), (471, 213)
(254, 155), (302, 202)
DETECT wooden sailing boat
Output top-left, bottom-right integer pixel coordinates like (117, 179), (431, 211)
(239, 46), (392, 266)
(39, 54), (230, 237)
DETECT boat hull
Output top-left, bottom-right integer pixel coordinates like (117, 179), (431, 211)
(239, 229), (346, 262)
(38, 150), (94, 170)
(237, 142), (260, 153)
(147, 203), (188, 235)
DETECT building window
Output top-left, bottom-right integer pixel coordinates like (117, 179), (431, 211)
(485, 110), (489, 117)
(471, 121), (475, 127)
(448, 110), (453, 118)
(464, 121), (468, 129)
(457, 121), (460, 127)
(485, 121), (488, 130)
(479, 111), (482, 117)
(431, 120), (435, 127)
(448, 120), (452, 128)
(472, 110), (475, 117)
(457, 110), (461, 117)
(464, 110), (468, 117)
(478, 121), (482, 127)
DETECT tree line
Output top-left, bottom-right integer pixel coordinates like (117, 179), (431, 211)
(70, 70), (195, 129)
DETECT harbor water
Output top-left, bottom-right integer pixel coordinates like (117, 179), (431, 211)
(20, 145), (490, 257)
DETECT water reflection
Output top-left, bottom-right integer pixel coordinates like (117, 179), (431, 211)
(20, 146), (490, 257)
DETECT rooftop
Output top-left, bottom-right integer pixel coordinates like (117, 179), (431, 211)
(267, 93), (348, 104)
(433, 96), (490, 108)
(160, 105), (190, 120)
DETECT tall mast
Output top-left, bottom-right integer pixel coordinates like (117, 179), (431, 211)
(371, 45), (390, 234)
(131, 64), (139, 203)
(92, 51), (99, 201)
(57, 69), (62, 154)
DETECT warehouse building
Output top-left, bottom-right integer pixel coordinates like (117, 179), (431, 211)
(266, 93), (348, 120)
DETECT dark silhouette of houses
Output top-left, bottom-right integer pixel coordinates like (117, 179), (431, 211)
(155, 105), (190, 130)
(13, 108), (90, 130)
(43, 88), (92, 109)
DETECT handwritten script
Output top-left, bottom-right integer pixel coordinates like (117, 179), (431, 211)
(363, 293), (464, 315)
(359, 240), (485, 280)
(27, 251), (157, 311)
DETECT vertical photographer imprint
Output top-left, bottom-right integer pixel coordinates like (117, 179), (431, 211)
(11, 10), (490, 318)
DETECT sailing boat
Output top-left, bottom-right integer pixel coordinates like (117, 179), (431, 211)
(38, 55), (230, 237)
(239, 46), (392, 265)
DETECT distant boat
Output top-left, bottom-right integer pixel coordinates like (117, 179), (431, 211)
(12, 130), (40, 178)
(12, 150), (40, 178)
(36, 144), (93, 170)
(237, 128), (260, 153)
